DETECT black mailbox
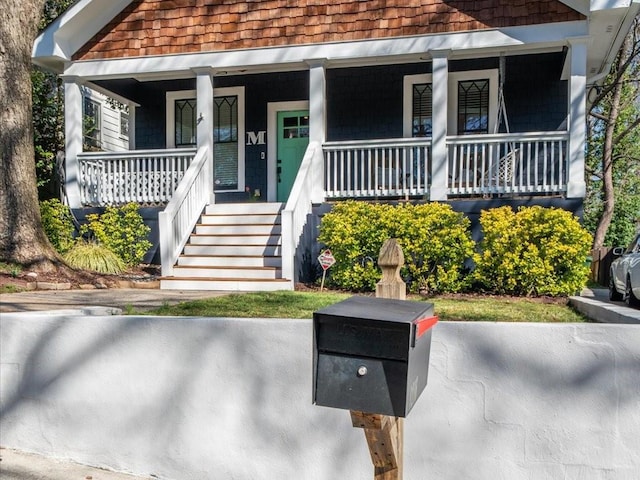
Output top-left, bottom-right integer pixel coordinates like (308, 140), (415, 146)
(313, 296), (437, 417)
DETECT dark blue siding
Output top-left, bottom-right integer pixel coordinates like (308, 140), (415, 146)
(326, 63), (427, 141)
(135, 79), (196, 149)
(503, 53), (568, 132)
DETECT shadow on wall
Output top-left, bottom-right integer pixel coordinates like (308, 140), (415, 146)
(1, 318), (639, 479)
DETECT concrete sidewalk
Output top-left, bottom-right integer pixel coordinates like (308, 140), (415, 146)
(0, 448), (151, 480)
(0, 288), (227, 314)
(570, 288), (640, 324)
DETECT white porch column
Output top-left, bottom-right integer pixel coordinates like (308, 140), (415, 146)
(430, 50), (450, 201)
(307, 58), (327, 204)
(566, 37), (589, 198)
(127, 104), (136, 150)
(194, 68), (215, 203)
(62, 76), (84, 209)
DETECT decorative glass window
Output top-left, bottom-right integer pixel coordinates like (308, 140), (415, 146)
(166, 87), (244, 192)
(412, 83), (433, 137)
(214, 95), (239, 190)
(175, 99), (197, 147)
(457, 79), (490, 135)
(83, 97), (101, 149)
(120, 111), (129, 138)
(282, 114), (309, 138)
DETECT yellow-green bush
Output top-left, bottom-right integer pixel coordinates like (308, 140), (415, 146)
(318, 201), (474, 293)
(40, 199), (75, 254)
(472, 206), (592, 296)
(80, 203), (151, 267)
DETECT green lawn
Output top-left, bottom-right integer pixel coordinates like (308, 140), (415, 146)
(145, 290), (587, 323)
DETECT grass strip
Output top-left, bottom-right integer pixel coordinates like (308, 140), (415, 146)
(145, 291), (587, 323)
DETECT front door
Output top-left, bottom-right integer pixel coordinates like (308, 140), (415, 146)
(277, 110), (309, 202)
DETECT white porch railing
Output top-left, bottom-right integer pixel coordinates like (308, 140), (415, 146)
(323, 138), (432, 198)
(448, 132), (569, 196)
(158, 147), (211, 277)
(77, 148), (196, 206)
(281, 142), (322, 285)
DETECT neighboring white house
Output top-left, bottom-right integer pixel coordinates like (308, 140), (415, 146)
(81, 87), (131, 152)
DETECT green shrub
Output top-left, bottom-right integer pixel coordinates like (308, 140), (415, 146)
(394, 203), (475, 294)
(40, 199), (75, 254)
(472, 206), (592, 296)
(318, 201), (474, 293)
(80, 203), (151, 267)
(64, 240), (125, 274)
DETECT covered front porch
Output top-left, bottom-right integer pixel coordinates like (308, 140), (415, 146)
(57, 36), (590, 290)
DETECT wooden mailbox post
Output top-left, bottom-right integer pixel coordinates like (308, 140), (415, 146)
(351, 238), (406, 480)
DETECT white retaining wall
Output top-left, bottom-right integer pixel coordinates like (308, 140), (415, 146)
(1, 312), (639, 479)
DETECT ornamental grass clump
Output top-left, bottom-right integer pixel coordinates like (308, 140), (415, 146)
(63, 240), (125, 274)
(472, 205), (592, 296)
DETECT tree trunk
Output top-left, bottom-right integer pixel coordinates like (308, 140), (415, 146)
(0, 0), (61, 270)
(592, 35), (629, 251)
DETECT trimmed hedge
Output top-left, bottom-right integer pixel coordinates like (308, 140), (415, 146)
(318, 201), (474, 293)
(318, 202), (591, 297)
(472, 206), (592, 296)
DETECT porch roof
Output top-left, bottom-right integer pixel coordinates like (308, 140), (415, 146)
(32, 0), (638, 86)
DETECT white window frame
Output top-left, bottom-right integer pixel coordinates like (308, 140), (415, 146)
(166, 86), (245, 193)
(119, 110), (129, 139)
(403, 68), (499, 137)
(83, 94), (102, 148)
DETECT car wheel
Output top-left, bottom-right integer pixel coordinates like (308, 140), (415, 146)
(609, 273), (623, 301)
(625, 276), (640, 308)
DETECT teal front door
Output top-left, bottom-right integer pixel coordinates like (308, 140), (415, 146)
(277, 110), (309, 202)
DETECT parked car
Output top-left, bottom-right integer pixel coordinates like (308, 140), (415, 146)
(609, 232), (640, 307)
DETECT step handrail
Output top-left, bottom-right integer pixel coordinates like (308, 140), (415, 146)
(281, 142), (321, 286)
(159, 146), (211, 277)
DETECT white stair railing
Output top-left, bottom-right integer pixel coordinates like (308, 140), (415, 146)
(158, 146), (211, 277)
(281, 142), (321, 286)
(77, 148), (196, 206)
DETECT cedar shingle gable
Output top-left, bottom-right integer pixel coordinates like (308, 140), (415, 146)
(73, 0), (585, 61)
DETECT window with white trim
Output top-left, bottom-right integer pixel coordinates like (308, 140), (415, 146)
(166, 87), (245, 192)
(83, 97), (101, 149)
(404, 69), (498, 137)
(120, 111), (129, 138)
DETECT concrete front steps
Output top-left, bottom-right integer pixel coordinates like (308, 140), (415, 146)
(160, 202), (292, 291)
